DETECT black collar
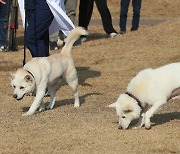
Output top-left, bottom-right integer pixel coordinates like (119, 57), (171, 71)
(125, 92), (143, 109)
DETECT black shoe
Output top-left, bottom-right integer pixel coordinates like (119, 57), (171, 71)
(131, 28), (138, 31)
(120, 30), (126, 35)
(50, 41), (58, 50)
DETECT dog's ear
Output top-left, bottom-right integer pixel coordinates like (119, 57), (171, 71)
(24, 75), (33, 83)
(9, 73), (15, 80)
(108, 102), (117, 108)
(123, 105), (133, 113)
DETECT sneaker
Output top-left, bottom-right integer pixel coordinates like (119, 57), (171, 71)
(50, 41), (58, 50)
(119, 30), (126, 35)
(0, 46), (6, 52)
(57, 38), (64, 47)
(109, 32), (118, 38)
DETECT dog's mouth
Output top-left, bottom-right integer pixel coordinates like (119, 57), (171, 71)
(15, 94), (26, 101)
(118, 126), (129, 130)
(16, 97), (23, 101)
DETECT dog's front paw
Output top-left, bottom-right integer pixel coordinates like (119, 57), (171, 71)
(22, 112), (34, 116)
(74, 103), (80, 107)
(145, 124), (151, 130)
(38, 104), (46, 112)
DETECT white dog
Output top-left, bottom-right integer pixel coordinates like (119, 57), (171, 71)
(10, 27), (88, 116)
(109, 63), (180, 129)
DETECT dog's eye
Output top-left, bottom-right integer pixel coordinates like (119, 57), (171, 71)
(13, 85), (16, 89)
(122, 116), (126, 119)
(20, 86), (25, 90)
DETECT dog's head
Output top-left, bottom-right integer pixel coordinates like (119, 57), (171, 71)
(109, 94), (141, 129)
(10, 68), (35, 100)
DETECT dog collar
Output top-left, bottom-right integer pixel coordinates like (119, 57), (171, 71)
(125, 92), (143, 109)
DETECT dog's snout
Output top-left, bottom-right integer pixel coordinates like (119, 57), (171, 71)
(118, 125), (122, 129)
(13, 94), (17, 99)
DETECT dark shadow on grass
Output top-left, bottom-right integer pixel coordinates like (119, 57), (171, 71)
(151, 112), (180, 126)
(86, 33), (109, 42)
(77, 66), (101, 87)
(60, 66), (101, 87)
(22, 92), (102, 112)
(128, 112), (180, 128)
(52, 92), (102, 108)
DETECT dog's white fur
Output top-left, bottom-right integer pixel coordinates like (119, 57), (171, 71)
(109, 63), (180, 129)
(10, 27), (88, 116)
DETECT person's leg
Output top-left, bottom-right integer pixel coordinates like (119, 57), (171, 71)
(78, 0), (94, 30)
(95, 0), (117, 35)
(0, 1), (9, 50)
(25, 9), (54, 57)
(65, 0), (77, 24)
(49, 31), (59, 50)
(131, 0), (142, 31)
(57, 0), (78, 47)
(119, 0), (130, 32)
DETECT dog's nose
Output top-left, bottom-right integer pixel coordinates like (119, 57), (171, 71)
(118, 125), (122, 129)
(13, 94), (17, 99)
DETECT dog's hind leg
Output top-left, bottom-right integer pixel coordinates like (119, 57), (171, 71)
(65, 68), (80, 107)
(46, 88), (56, 110)
(67, 77), (80, 107)
(144, 100), (166, 129)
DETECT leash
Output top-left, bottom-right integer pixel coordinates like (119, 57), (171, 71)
(23, 0), (27, 66)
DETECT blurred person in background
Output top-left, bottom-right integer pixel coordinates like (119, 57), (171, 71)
(119, 0), (142, 35)
(49, 0), (77, 50)
(78, 0), (117, 42)
(0, 0), (9, 51)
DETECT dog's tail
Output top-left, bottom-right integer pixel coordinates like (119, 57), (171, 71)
(61, 27), (88, 55)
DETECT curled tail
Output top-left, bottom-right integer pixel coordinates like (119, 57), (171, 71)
(61, 27), (88, 56)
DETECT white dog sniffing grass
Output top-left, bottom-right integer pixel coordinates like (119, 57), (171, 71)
(109, 63), (180, 129)
(10, 27), (88, 116)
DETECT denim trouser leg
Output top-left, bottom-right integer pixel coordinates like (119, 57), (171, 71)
(0, 1), (9, 46)
(131, 0), (142, 30)
(25, 9), (54, 57)
(119, 0), (130, 31)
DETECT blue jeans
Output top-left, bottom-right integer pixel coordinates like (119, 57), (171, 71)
(25, 8), (54, 57)
(0, 1), (9, 46)
(120, 0), (142, 31)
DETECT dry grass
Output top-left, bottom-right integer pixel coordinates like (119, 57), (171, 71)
(106, 0), (180, 18)
(0, 2), (180, 154)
